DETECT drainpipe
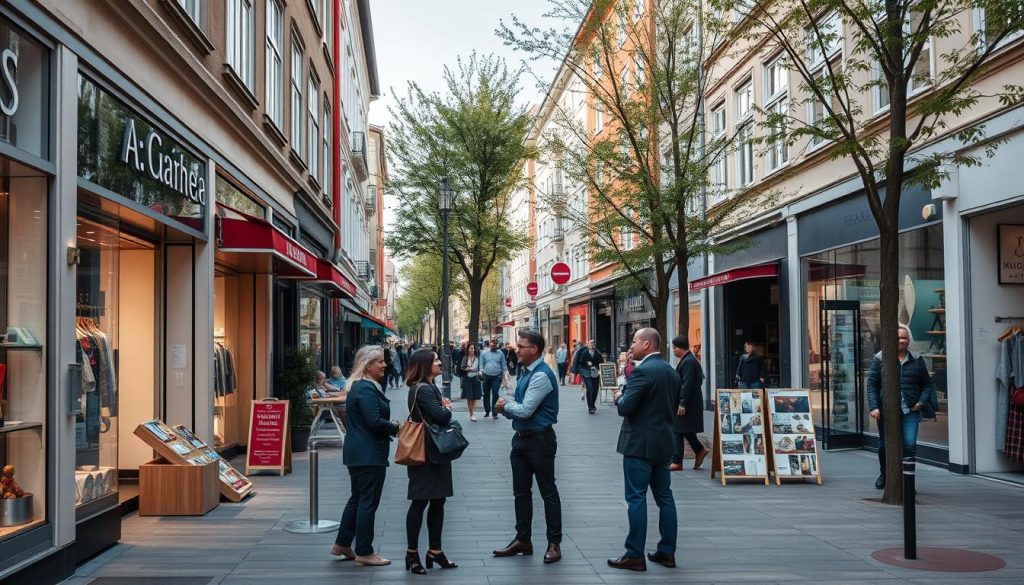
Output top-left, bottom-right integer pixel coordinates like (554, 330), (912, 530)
(333, 0), (343, 249)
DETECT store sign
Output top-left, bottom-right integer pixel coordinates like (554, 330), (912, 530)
(120, 118), (207, 205)
(246, 399), (290, 474)
(0, 17), (49, 158)
(999, 225), (1024, 285)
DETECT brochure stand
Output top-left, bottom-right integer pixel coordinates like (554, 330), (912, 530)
(765, 389), (823, 485)
(710, 388), (770, 486)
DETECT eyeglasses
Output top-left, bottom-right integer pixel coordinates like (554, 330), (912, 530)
(516, 344), (536, 350)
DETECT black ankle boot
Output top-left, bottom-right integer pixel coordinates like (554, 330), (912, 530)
(425, 550), (458, 569)
(405, 551), (426, 575)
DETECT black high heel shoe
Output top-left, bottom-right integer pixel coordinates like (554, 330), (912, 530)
(425, 550), (458, 569)
(405, 551), (426, 575)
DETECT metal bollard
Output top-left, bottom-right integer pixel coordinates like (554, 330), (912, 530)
(902, 457), (916, 560)
(284, 440), (340, 534)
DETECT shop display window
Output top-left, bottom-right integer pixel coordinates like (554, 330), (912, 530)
(804, 224), (947, 448)
(213, 274), (240, 450)
(300, 286), (325, 368)
(74, 210), (158, 515)
(0, 174), (47, 542)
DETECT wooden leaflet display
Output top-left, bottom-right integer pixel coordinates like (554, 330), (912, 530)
(765, 389), (823, 485)
(710, 388), (770, 486)
(139, 457), (218, 516)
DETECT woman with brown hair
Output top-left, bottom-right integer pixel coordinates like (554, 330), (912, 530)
(403, 349), (458, 575)
(459, 342), (482, 421)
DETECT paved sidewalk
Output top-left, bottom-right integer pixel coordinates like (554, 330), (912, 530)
(64, 381), (1024, 584)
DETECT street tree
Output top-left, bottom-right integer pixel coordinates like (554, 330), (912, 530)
(477, 269), (505, 340)
(719, 0), (1023, 503)
(385, 54), (533, 343)
(395, 254), (464, 345)
(499, 0), (760, 347)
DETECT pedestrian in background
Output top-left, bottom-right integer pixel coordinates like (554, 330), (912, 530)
(404, 349), (459, 575)
(866, 325), (935, 490)
(670, 335), (708, 471)
(608, 328), (679, 572)
(735, 341), (766, 388)
(506, 341), (521, 379)
(570, 341), (585, 388)
(459, 343), (482, 421)
(544, 346), (557, 376)
(328, 365), (347, 390)
(389, 345), (403, 389)
(493, 329), (563, 564)
(479, 339), (506, 418)
(333, 345), (401, 566)
(623, 349), (636, 379)
(555, 342), (568, 385)
(580, 340), (604, 414)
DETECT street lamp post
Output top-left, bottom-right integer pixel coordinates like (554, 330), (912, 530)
(438, 177), (454, 398)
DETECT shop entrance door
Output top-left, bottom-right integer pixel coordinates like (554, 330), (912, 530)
(819, 300), (863, 449)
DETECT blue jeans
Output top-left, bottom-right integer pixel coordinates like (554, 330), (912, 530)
(737, 381), (763, 389)
(876, 410), (921, 475)
(481, 374), (502, 415)
(622, 456), (677, 558)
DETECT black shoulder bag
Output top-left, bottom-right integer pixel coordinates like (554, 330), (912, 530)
(423, 385), (470, 464)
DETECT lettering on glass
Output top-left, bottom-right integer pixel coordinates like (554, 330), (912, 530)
(120, 118), (207, 205)
(999, 225), (1024, 285)
(0, 48), (18, 116)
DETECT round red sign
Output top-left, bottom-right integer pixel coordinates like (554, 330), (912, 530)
(526, 282), (538, 296)
(504, 297), (512, 307)
(550, 262), (571, 285)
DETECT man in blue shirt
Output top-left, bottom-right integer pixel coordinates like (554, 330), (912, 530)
(493, 330), (562, 564)
(479, 338), (507, 418)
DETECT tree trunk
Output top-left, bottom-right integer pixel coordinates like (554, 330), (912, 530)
(878, 222), (904, 505)
(653, 289), (669, 358)
(434, 307), (443, 347)
(676, 259), (690, 342)
(467, 267), (483, 344)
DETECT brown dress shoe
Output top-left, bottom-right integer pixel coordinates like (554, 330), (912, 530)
(669, 462), (683, 471)
(607, 555), (647, 571)
(693, 447), (709, 470)
(543, 543), (561, 564)
(647, 550), (677, 568)
(493, 539), (534, 557)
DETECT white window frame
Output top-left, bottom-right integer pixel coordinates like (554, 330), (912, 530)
(594, 55), (602, 79)
(763, 55), (789, 173)
(975, 6), (1024, 49)
(735, 78), (753, 123)
(321, 0), (333, 49)
(308, 74), (320, 183)
(617, 11), (627, 47)
(634, 53), (645, 85)
(323, 102), (332, 199)
(265, 0), (284, 127)
(290, 39), (305, 157)
(595, 106), (603, 134)
(805, 13), (843, 149)
(735, 123), (754, 187)
(633, 0), (644, 21)
(709, 101), (727, 197)
(177, 0), (203, 26)
(620, 64), (630, 94)
(226, 0), (255, 89)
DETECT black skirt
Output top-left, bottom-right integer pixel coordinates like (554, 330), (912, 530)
(407, 459), (454, 500)
(460, 375), (482, 399)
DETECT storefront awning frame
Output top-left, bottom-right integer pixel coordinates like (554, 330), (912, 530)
(688, 262), (780, 292)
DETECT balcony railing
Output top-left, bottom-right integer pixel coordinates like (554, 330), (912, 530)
(365, 184), (377, 216)
(356, 260), (370, 279)
(351, 131), (368, 182)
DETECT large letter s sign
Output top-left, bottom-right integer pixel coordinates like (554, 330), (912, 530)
(0, 49), (17, 117)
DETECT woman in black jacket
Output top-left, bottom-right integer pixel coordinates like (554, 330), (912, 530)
(403, 349), (459, 575)
(331, 345), (400, 567)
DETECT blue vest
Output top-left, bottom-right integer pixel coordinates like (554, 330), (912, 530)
(513, 360), (559, 431)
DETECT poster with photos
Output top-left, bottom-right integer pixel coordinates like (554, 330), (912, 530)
(713, 389), (769, 484)
(767, 389), (823, 484)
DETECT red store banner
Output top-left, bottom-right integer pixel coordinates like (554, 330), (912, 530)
(245, 399), (290, 475)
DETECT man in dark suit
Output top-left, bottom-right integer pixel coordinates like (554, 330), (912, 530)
(607, 328), (680, 572)
(671, 335), (708, 471)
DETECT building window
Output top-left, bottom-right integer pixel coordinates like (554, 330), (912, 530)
(764, 56), (789, 173)
(226, 0), (255, 88)
(806, 12), (842, 148)
(620, 65), (630, 94)
(595, 107), (603, 134)
(709, 102), (728, 197)
(594, 54), (602, 79)
(323, 103), (332, 199)
(265, 0), (284, 127)
(633, 0), (644, 21)
(321, 0), (333, 49)
(736, 123), (754, 187)
(735, 78), (753, 122)
(976, 6), (1024, 48)
(634, 53), (645, 85)
(617, 11), (627, 47)
(291, 39), (304, 157)
(178, 0), (203, 26)
(621, 207), (635, 251)
(308, 74), (320, 183)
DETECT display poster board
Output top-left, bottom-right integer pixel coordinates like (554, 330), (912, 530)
(766, 389), (823, 485)
(998, 224), (1024, 284)
(599, 363), (618, 389)
(710, 388), (769, 486)
(134, 419), (254, 502)
(245, 399), (290, 476)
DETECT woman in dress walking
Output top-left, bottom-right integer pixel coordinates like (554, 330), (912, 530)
(403, 349), (459, 575)
(331, 345), (400, 566)
(459, 343), (482, 421)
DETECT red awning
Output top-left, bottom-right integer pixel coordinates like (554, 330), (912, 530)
(688, 262), (779, 292)
(217, 214), (318, 278)
(311, 259), (358, 297)
(496, 320), (516, 328)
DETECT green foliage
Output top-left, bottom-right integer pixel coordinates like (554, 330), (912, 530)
(278, 346), (319, 428)
(384, 53), (533, 339)
(393, 253), (465, 338)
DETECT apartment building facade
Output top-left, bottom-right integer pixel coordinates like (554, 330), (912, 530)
(0, 1), (388, 583)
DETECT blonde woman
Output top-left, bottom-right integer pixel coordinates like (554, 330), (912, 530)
(331, 345), (401, 566)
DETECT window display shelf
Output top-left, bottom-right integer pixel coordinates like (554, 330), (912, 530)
(928, 308), (945, 314)
(0, 343), (42, 351)
(0, 519), (44, 541)
(0, 422), (43, 435)
(926, 330), (946, 335)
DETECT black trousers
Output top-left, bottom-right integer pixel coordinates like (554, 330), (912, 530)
(481, 374), (502, 415)
(510, 429), (562, 544)
(337, 466), (386, 555)
(672, 432), (704, 464)
(582, 376), (600, 410)
(406, 498), (446, 550)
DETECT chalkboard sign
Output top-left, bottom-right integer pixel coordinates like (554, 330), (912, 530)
(599, 363), (618, 388)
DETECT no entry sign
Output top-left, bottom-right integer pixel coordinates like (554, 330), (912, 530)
(551, 262), (571, 285)
(504, 296), (512, 307)
(526, 282), (538, 296)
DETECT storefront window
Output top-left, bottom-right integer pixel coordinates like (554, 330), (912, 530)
(672, 290), (704, 362)
(0, 174), (47, 543)
(0, 18), (49, 159)
(215, 176), (265, 219)
(299, 287), (324, 368)
(213, 274), (241, 450)
(805, 224), (947, 448)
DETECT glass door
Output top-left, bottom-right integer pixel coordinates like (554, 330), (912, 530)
(819, 300), (863, 449)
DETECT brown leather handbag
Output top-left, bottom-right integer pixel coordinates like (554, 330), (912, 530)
(395, 385), (427, 466)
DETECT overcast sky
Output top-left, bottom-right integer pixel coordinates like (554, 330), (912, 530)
(367, 0), (562, 266)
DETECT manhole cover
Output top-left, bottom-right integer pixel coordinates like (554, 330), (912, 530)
(872, 547), (1006, 572)
(88, 578), (214, 585)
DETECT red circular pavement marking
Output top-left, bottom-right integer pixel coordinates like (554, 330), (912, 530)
(871, 547), (1006, 572)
